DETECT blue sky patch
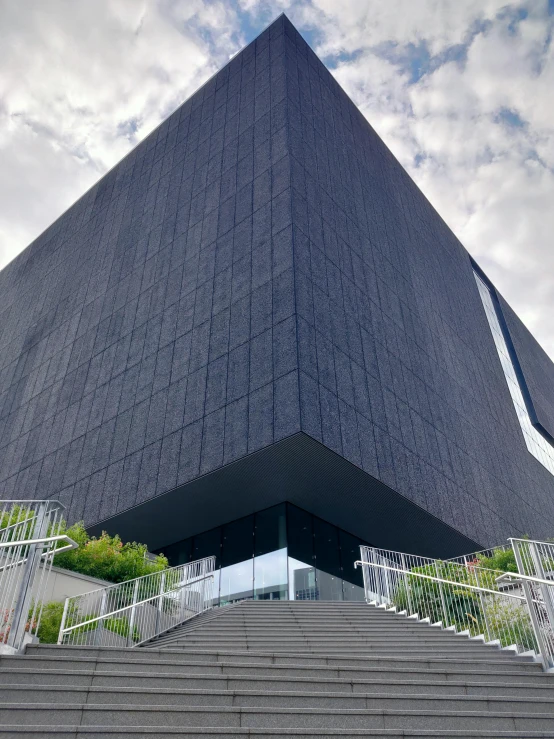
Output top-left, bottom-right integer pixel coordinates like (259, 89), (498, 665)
(496, 107), (526, 129)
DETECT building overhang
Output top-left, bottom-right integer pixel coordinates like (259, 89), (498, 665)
(88, 432), (481, 558)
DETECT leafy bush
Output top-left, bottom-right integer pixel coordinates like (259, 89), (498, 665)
(477, 548), (518, 575)
(2, 505), (168, 585)
(103, 616), (140, 642)
(53, 521), (168, 583)
(35, 601), (65, 644)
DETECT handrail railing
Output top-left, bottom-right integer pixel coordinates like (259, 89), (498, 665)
(58, 555), (216, 647)
(508, 538), (554, 668)
(1, 500), (77, 653)
(356, 544), (554, 671)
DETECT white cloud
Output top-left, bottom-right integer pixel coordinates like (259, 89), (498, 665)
(0, 0), (553, 359)
(298, 0), (554, 358)
(0, 0), (243, 268)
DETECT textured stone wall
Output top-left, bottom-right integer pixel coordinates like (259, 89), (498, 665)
(1, 15), (554, 548)
(282, 19), (554, 546)
(0, 16), (300, 526)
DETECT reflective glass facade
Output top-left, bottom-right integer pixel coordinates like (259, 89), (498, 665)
(474, 272), (554, 475)
(158, 504), (367, 603)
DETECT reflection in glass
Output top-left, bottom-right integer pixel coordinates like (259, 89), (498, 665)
(314, 517), (343, 601)
(163, 537), (192, 566)
(474, 271), (554, 476)
(211, 569), (221, 606)
(254, 548), (287, 600)
(156, 503), (373, 604)
(340, 529), (366, 602)
(192, 527), (221, 567)
(342, 579), (365, 602)
(287, 506), (316, 600)
(221, 515), (254, 568)
(220, 515), (254, 604)
(219, 560), (253, 604)
(288, 557), (318, 600)
(254, 504), (286, 556)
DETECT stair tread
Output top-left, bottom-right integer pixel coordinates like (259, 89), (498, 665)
(20, 648), (541, 668)
(3, 683), (554, 708)
(5, 702), (554, 714)
(4, 600), (552, 736)
(3, 728), (554, 737)
(2, 732), (554, 738)
(4, 666), (553, 688)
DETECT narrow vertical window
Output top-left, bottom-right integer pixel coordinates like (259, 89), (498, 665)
(474, 271), (554, 476)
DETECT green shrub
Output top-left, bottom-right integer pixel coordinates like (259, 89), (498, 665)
(103, 616), (141, 642)
(53, 521), (168, 583)
(35, 601), (65, 644)
(2, 506), (169, 585)
(477, 548), (518, 574)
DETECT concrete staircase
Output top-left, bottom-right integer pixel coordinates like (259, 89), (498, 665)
(1, 600), (554, 737)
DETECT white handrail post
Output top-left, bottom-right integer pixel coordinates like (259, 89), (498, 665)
(473, 567), (491, 641)
(401, 554), (413, 615)
(434, 561), (448, 626)
(127, 579), (140, 648)
(155, 572), (166, 634)
(369, 548), (380, 603)
(94, 591), (107, 646)
(7, 503), (48, 650)
(57, 597), (70, 645)
(382, 554), (392, 604)
(372, 549), (383, 604)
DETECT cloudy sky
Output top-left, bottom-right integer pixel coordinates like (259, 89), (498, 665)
(1, 0), (553, 356)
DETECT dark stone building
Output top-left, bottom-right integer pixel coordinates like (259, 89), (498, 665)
(1, 15), (554, 602)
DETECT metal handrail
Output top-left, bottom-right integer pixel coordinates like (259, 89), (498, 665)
(357, 543), (554, 671)
(509, 537), (554, 548)
(59, 572), (214, 634)
(55, 554), (207, 599)
(0, 500), (73, 652)
(354, 560), (527, 601)
(0, 534), (77, 551)
(58, 555), (216, 647)
(496, 571), (554, 588)
(0, 536), (77, 576)
(1, 514), (39, 534)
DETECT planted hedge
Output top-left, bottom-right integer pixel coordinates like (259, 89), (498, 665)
(53, 521), (168, 583)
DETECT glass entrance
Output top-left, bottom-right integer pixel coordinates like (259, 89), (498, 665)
(158, 503), (367, 603)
